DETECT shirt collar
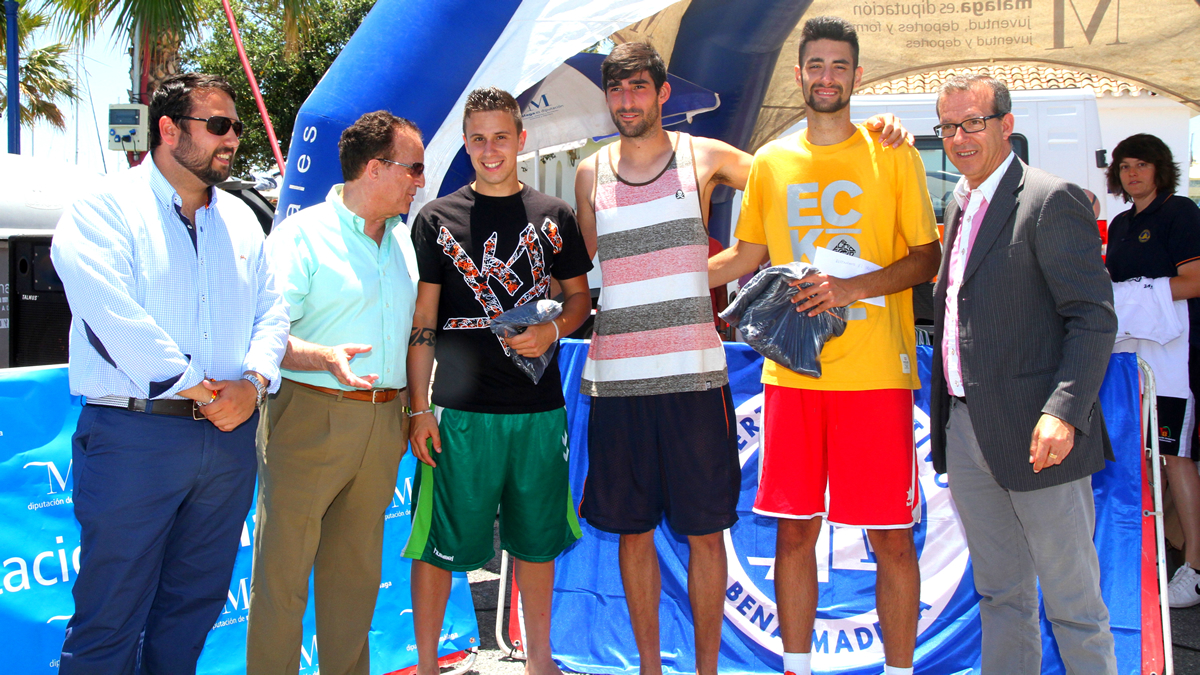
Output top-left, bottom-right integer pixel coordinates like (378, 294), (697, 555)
(953, 151), (1016, 209)
(1133, 190), (1171, 220)
(327, 184), (403, 236)
(147, 156), (215, 212)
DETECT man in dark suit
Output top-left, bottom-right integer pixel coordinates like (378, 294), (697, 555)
(930, 74), (1118, 674)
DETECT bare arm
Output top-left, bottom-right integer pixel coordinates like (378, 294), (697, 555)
(1172, 260), (1200, 300)
(280, 336), (378, 389)
(793, 240), (942, 316)
(504, 274), (592, 357)
(574, 157), (598, 260)
(709, 240), (769, 288)
(694, 136), (753, 193)
(407, 282), (442, 465)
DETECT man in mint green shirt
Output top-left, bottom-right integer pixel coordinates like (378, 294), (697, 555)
(247, 111), (424, 675)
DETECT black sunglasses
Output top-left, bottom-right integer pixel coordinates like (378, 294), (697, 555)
(176, 115), (244, 138)
(375, 157), (425, 177)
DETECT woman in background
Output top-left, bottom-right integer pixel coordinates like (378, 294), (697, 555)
(1105, 133), (1200, 607)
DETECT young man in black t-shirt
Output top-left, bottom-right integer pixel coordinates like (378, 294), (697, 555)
(404, 87), (593, 675)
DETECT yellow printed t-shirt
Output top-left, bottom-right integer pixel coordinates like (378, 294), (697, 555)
(734, 125), (938, 391)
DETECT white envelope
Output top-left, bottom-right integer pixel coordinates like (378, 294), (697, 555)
(811, 247), (886, 307)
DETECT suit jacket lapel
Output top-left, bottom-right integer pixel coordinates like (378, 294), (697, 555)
(962, 159), (1024, 284)
(934, 201), (961, 304)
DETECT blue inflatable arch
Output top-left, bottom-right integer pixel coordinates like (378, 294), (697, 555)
(274, 0), (813, 246)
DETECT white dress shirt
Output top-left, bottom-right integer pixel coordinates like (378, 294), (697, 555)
(51, 159), (289, 400)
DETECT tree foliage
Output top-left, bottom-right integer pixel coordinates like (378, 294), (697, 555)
(180, 0), (376, 174)
(43, 0), (320, 50)
(0, 6), (80, 131)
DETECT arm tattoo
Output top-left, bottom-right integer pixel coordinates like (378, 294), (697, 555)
(409, 327), (437, 347)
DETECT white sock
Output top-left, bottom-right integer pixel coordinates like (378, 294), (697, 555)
(782, 651), (811, 675)
(883, 666), (914, 675)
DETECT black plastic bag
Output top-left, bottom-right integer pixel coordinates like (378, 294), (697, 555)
(490, 299), (563, 384)
(719, 262), (847, 377)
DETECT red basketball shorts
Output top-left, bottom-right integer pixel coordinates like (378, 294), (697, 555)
(754, 385), (919, 528)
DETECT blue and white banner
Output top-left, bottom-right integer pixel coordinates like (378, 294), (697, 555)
(0, 366), (478, 675)
(0, 345), (1146, 674)
(553, 340), (1143, 675)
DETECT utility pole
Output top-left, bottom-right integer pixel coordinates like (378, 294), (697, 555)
(74, 45), (79, 164)
(5, 0), (19, 154)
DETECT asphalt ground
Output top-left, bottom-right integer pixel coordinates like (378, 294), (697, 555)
(445, 522), (1200, 674)
(1168, 548), (1200, 674)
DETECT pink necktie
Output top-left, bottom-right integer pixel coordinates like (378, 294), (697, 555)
(966, 195), (989, 257)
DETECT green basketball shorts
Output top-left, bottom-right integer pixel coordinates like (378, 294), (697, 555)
(402, 406), (582, 571)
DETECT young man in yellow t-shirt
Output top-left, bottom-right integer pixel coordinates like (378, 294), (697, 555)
(709, 16), (941, 675)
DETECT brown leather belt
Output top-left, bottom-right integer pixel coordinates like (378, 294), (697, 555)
(292, 379), (405, 404)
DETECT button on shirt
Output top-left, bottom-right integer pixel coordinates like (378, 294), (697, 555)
(268, 185), (417, 390)
(50, 160), (289, 399)
(944, 152), (1015, 397)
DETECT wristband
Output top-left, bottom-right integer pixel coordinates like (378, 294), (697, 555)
(552, 320), (560, 341)
(407, 408), (433, 418)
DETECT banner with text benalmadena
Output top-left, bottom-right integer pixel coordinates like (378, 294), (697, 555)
(0, 366), (479, 675)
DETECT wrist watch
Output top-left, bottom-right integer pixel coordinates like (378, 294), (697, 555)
(242, 371), (268, 406)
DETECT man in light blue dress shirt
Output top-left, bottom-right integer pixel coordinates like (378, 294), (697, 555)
(50, 73), (289, 674)
(246, 111), (423, 674)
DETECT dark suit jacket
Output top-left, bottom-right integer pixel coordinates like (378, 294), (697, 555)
(930, 159), (1117, 492)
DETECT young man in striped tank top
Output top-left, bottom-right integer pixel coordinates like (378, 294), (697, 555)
(710, 18), (941, 675)
(574, 42), (914, 675)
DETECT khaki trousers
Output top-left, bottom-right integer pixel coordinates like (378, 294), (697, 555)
(246, 379), (409, 675)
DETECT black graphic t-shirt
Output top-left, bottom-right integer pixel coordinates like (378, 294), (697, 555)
(412, 184), (592, 414)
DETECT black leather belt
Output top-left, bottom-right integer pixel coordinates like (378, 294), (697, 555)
(86, 395), (204, 419)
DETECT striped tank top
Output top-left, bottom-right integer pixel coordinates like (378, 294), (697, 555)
(581, 132), (727, 397)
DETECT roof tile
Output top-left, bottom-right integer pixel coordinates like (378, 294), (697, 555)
(857, 64), (1148, 97)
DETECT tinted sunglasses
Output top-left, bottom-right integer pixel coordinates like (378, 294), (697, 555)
(176, 115), (244, 138)
(375, 157), (425, 177)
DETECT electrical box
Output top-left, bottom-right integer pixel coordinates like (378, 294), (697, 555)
(107, 104), (149, 152)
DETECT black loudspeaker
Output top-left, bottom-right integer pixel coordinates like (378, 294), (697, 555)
(9, 234), (72, 367)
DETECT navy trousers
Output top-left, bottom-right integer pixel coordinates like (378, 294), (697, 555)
(59, 405), (258, 675)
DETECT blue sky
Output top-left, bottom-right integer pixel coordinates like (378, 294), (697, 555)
(9, 11), (133, 175)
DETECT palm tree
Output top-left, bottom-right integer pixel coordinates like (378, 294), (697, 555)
(0, 6), (80, 131)
(44, 0), (317, 100)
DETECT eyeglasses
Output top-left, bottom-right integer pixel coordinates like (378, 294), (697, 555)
(375, 157), (425, 177)
(932, 113), (1004, 139)
(176, 115), (244, 138)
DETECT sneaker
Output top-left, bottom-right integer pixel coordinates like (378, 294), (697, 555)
(1168, 562), (1200, 608)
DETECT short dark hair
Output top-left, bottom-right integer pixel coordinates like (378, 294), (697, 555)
(935, 74), (1012, 118)
(338, 111), (421, 181)
(148, 73), (237, 150)
(799, 16), (859, 68)
(1107, 133), (1180, 202)
(463, 87), (523, 135)
(601, 42), (667, 91)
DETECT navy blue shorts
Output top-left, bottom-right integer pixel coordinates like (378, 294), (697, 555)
(581, 386), (740, 536)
